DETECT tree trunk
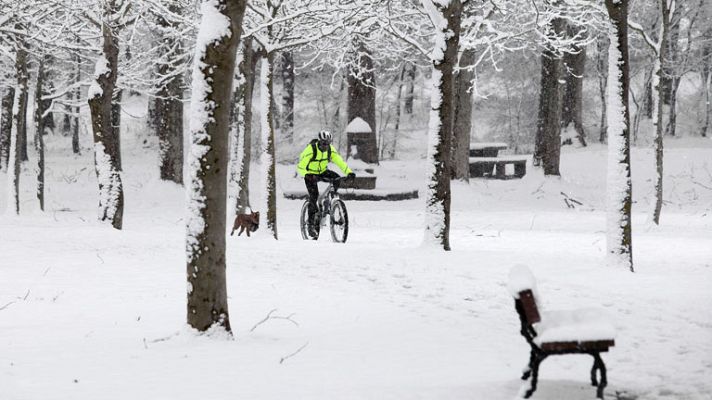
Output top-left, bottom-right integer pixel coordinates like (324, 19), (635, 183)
(534, 17), (565, 175)
(347, 41), (378, 164)
(186, 0), (246, 333)
(260, 53), (278, 239)
(452, 48), (475, 182)
(403, 62), (416, 114)
(6, 47), (29, 215)
(19, 78), (29, 163)
(230, 39), (257, 216)
(423, 0), (461, 251)
(34, 56), (51, 212)
(280, 51), (295, 145)
(0, 87), (14, 170)
(390, 63), (406, 159)
(596, 36), (609, 143)
(72, 51), (81, 154)
(700, 25), (712, 137)
(604, 0), (634, 272)
(561, 24), (587, 147)
(111, 90), (122, 170)
(653, 0), (672, 226)
(88, 0), (124, 230)
(155, 3), (184, 185)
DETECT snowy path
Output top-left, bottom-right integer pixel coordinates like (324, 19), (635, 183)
(1, 137), (711, 399)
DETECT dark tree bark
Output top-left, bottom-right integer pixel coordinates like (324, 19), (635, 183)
(0, 87), (14, 170)
(111, 89), (122, 170)
(596, 36), (609, 143)
(403, 62), (416, 115)
(230, 39), (257, 216)
(652, 0), (672, 226)
(534, 17), (565, 175)
(19, 74), (29, 163)
(561, 24), (587, 147)
(390, 63), (406, 159)
(34, 56), (52, 211)
(424, 0), (461, 251)
(452, 48), (475, 182)
(72, 51), (81, 154)
(88, 0), (124, 230)
(7, 46), (29, 215)
(259, 52), (278, 239)
(186, 0), (247, 333)
(605, 0), (634, 272)
(280, 51), (295, 144)
(154, 3), (184, 185)
(347, 41), (378, 164)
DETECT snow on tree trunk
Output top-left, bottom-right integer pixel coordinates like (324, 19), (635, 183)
(596, 37), (608, 143)
(229, 40), (256, 217)
(88, 4), (124, 230)
(186, 0), (246, 333)
(652, 0), (673, 225)
(604, 0), (633, 272)
(422, 0), (461, 251)
(280, 51), (295, 145)
(0, 87), (14, 170)
(452, 48), (475, 182)
(260, 54), (278, 239)
(6, 47), (29, 215)
(34, 56), (51, 212)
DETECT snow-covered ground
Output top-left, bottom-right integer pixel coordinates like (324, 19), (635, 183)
(1, 115), (711, 399)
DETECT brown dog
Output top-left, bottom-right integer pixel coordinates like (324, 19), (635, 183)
(230, 211), (260, 237)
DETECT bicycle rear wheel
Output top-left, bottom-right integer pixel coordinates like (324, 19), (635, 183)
(300, 201), (319, 240)
(329, 199), (349, 243)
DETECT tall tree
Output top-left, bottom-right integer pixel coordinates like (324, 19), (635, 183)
(229, 39), (258, 217)
(534, 17), (565, 176)
(605, 0), (634, 272)
(0, 87), (13, 170)
(280, 51), (295, 145)
(561, 23), (588, 147)
(452, 48), (475, 182)
(153, 2), (186, 185)
(422, 0), (462, 251)
(87, 0), (125, 230)
(5, 45), (29, 215)
(34, 55), (52, 212)
(347, 41), (379, 164)
(186, 0), (247, 333)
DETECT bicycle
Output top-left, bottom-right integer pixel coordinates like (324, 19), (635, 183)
(300, 176), (350, 243)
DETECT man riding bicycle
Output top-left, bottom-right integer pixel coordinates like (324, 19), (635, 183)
(297, 130), (355, 237)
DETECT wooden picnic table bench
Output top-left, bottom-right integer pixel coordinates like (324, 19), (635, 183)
(469, 155), (528, 179)
(508, 265), (616, 399)
(469, 142), (509, 157)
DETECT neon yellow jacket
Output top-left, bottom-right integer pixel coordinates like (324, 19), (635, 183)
(297, 140), (353, 177)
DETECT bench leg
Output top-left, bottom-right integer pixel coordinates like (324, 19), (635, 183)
(521, 349), (536, 380)
(470, 163), (484, 177)
(495, 163), (506, 179)
(593, 353), (608, 399)
(514, 162), (526, 178)
(524, 353), (546, 398)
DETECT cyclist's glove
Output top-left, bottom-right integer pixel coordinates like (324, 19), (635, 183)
(347, 172), (356, 180)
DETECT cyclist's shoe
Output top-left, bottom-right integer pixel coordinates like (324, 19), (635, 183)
(307, 224), (318, 238)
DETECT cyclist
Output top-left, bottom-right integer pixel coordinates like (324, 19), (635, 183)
(297, 130), (355, 236)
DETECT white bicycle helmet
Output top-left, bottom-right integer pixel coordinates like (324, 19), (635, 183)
(318, 130), (333, 143)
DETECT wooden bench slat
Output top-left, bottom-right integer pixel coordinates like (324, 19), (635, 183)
(540, 340), (615, 353)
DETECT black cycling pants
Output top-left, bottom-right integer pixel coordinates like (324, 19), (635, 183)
(305, 170), (340, 222)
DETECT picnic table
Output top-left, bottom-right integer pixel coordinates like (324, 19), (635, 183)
(469, 142), (509, 157)
(469, 142), (529, 179)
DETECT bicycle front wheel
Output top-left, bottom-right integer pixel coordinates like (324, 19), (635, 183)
(329, 199), (349, 243)
(300, 201), (319, 240)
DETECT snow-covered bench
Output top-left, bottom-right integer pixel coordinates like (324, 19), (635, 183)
(508, 265), (616, 399)
(469, 155), (529, 179)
